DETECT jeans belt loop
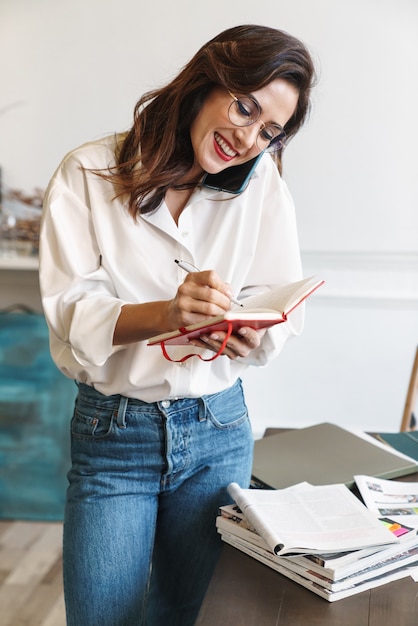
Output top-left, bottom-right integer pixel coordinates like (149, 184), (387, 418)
(116, 395), (128, 428)
(198, 397), (207, 422)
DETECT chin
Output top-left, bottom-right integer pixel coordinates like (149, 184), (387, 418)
(199, 147), (238, 174)
(204, 157), (239, 174)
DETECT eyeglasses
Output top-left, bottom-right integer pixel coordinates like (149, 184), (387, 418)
(227, 91), (287, 153)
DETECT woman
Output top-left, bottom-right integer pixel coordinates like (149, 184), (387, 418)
(39, 24), (315, 626)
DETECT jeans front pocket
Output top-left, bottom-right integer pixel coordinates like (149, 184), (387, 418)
(71, 400), (115, 440)
(203, 379), (249, 430)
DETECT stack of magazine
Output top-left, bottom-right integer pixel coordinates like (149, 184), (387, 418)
(217, 479), (418, 601)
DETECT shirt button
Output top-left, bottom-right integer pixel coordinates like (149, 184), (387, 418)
(181, 231), (189, 238)
(161, 400), (171, 408)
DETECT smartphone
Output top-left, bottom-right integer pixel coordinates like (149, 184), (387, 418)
(202, 153), (263, 194)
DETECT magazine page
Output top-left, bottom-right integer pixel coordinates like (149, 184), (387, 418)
(227, 482), (398, 556)
(355, 475), (418, 528)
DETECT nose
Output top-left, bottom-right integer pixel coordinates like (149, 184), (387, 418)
(233, 124), (261, 150)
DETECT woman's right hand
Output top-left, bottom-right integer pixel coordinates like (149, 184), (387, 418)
(113, 269), (235, 346)
(166, 269), (235, 329)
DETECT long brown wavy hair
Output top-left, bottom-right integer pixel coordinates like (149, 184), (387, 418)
(108, 24), (316, 218)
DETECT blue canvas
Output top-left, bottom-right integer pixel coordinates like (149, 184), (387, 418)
(0, 310), (76, 520)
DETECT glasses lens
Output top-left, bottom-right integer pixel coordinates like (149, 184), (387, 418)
(228, 96), (260, 127)
(257, 126), (287, 153)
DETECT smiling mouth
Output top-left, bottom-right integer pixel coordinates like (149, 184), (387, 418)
(214, 132), (238, 159)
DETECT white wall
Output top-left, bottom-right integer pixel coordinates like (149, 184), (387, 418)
(242, 251), (418, 436)
(1, 0), (417, 436)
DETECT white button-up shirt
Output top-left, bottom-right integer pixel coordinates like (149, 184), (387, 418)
(39, 134), (304, 402)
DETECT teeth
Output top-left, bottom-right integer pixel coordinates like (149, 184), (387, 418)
(214, 132), (237, 158)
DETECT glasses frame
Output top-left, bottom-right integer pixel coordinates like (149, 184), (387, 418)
(227, 91), (287, 153)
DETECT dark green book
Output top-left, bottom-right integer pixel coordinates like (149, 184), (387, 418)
(378, 431), (418, 462)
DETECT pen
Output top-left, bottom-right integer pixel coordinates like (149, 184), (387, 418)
(174, 259), (243, 307)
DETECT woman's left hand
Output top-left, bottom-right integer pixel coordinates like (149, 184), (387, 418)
(189, 327), (266, 360)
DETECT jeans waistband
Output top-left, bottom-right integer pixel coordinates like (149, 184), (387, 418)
(76, 381), (241, 408)
(75, 381), (242, 425)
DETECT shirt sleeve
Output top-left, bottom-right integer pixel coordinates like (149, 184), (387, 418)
(39, 153), (127, 368)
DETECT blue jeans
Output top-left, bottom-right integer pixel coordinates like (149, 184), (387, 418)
(63, 380), (253, 626)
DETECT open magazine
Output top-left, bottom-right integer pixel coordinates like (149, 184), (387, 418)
(226, 482), (399, 557)
(355, 475), (418, 528)
(217, 503), (417, 580)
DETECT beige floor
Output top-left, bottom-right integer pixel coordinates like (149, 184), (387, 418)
(0, 520), (66, 626)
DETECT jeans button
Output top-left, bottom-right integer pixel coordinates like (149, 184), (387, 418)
(161, 400), (170, 409)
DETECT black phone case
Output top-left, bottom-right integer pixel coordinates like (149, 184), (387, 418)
(202, 154), (263, 194)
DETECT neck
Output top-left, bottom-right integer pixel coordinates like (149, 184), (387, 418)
(165, 187), (195, 225)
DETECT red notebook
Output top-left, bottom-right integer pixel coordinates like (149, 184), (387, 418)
(148, 275), (324, 349)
